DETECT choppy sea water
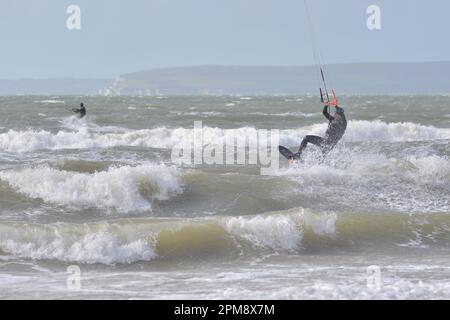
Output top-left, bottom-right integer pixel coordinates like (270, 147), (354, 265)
(0, 95), (449, 299)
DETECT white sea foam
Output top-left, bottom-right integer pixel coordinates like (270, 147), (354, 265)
(262, 278), (450, 300)
(281, 120), (450, 146)
(248, 111), (319, 118)
(0, 223), (156, 264)
(406, 155), (450, 190)
(276, 147), (450, 213)
(343, 120), (450, 142)
(59, 116), (128, 133)
(279, 146), (450, 185)
(222, 214), (302, 252)
(0, 163), (183, 212)
(37, 100), (65, 104)
(0, 121), (448, 153)
(302, 211), (337, 236)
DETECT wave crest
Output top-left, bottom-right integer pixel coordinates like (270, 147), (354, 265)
(1, 121), (448, 152)
(0, 163), (183, 212)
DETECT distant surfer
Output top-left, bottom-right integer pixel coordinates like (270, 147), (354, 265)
(72, 103), (86, 118)
(279, 102), (347, 161)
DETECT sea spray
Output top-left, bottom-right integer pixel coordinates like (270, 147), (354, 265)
(1, 121), (449, 152)
(0, 163), (183, 212)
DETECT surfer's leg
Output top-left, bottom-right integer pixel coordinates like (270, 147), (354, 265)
(296, 135), (324, 157)
(321, 137), (341, 155)
(298, 136), (323, 153)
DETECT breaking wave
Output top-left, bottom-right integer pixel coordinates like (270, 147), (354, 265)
(0, 222), (156, 264)
(0, 163), (183, 212)
(279, 151), (450, 213)
(281, 120), (450, 146)
(0, 209), (449, 264)
(0, 121), (448, 152)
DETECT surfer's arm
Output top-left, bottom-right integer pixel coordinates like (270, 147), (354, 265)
(322, 106), (334, 121)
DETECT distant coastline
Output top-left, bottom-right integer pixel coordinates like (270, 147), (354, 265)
(1, 62), (449, 95)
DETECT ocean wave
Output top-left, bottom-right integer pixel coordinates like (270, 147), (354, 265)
(0, 222), (156, 264)
(283, 151), (450, 186)
(59, 116), (128, 133)
(405, 155), (450, 190)
(1, 209), (448, 264)
(247, 111), (319, 118)
(0, 121), (449, 153)
(344, 120), (450, 143)
(243, 278), (450, 300)
(48, 159), (114, 173)
(36, 99), (65, 104)
(281, 120), (450, 146)
(222, 215), (302, 252)
(279, 151), (450, 213)
(0, 163), (183, 212)
(0, 210), (308, 264)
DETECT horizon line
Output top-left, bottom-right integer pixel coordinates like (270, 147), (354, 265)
(1, 60), (450, 81)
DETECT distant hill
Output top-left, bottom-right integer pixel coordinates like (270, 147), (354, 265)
(1, 62), (449, 95)
(114, 62), (450, 95)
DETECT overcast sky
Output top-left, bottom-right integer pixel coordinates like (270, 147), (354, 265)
(0, 0), (448, 78)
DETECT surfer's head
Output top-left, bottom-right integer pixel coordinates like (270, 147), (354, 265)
(333, 106), (344, 118)
(80, 103), (84, 107)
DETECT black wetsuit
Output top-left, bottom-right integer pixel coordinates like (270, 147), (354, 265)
(295, 106), (347, 157)
(74, 106), (86, 118)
